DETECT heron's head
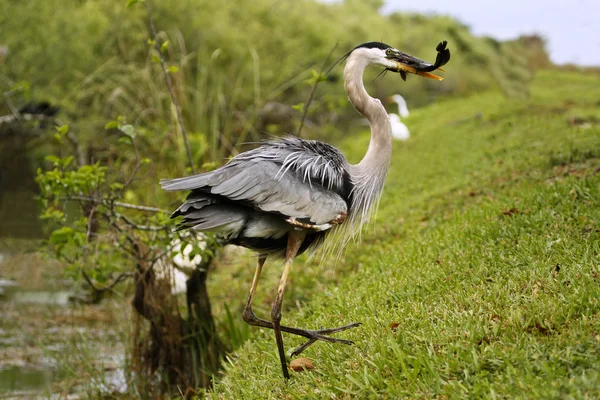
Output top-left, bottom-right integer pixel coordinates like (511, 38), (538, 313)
(347, 41), (451, 81)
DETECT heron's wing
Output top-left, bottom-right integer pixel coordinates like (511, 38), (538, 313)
(162, 159), (348, 225)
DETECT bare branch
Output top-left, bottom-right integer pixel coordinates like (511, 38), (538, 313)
(60, 195), (170, 213)
(85, 204), (97, 243)
(81, 270), (132, 294)
(145, 0), (195, 174)
(118, 213), (170, 231)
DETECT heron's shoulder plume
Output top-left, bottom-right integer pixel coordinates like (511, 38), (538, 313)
(237, 136), (350, 193)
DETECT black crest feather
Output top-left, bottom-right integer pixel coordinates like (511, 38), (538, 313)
(351, 42), (392, 51)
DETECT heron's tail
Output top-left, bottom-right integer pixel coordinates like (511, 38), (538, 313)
(176, 204), (246, 234)
(170, 191), (248, 237)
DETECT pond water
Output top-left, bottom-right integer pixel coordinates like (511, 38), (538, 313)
(0, 251), (127, 397)
(8, 289), (72, 306)
(0, 148), (122, 396)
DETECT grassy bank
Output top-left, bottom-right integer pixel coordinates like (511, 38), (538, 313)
(206, 69), (600, 398)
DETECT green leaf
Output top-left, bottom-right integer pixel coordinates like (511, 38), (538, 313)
(45, 155), (60, 164)
(124, 190), (136, 202)
(292, 102), (305, 112)
(63, 156), (74, 168)
(40, 208), (65, 221)
(151, 54), (160, 64)
(167, 65), (179, 73)
(49, 226), (75, 245)
(55, 125), (69, 135)
(304, 69), (327, 86)
(104, 121), (119, 130)
(110, 182), (124, 191)
(120, 124), (136, 138)
(160, 40), (169, 53)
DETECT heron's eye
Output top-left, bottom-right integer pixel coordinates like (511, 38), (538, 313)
(386, 48), (394, 57)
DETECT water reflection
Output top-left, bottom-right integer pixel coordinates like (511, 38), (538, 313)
(9, 290), (71, 306)
(0, 278), (17, 297)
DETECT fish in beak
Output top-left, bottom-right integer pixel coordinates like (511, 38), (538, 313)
(387, 41), (451, 81)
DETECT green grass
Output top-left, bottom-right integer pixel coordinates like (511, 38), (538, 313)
(205, 70), (600, 399)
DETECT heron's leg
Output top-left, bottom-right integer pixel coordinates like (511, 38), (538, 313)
(241, 254), (267, 323)
(240, 244), (360, 369)
(241, 256), (360, 351)
(272, 229), (306, 379)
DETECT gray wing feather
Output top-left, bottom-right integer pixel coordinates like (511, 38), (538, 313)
(162, 163), (346, 225)
(161, 138), (349, 225)
(210, 161), (346, 224)
(184, 207), (242, 228)
(161, 174), (212, 191)
(178, 197), (213, 213)
(179, 205), (247, 235)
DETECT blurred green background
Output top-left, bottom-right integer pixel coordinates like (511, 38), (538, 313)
(0, 0), (550, 239)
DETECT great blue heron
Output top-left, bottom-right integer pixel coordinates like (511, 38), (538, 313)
(388, 94), (410, 140)
(161, 41), (450, 378)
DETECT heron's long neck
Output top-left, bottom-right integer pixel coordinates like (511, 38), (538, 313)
(344, 56), (392, 173)
(343, 54), (392, 225)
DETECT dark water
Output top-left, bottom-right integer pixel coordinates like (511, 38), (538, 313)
(0, 126), (43, 238)
(0, 273), (61, 396)
(0, 130), (125, 396)
(0, 129), (74, 394)
(0, 127), (62, 394)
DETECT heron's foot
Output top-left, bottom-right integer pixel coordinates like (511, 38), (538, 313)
(242, 308), (360, 355)
(290, 322), (361, 357)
